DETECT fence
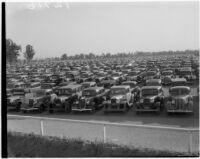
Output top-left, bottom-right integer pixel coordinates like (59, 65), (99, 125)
(7, 114), (199, 154)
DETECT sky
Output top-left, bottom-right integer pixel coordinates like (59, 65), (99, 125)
(6, 2), (199, 59)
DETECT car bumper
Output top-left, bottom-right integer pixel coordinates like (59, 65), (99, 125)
(135, 103), (160, 112)
(104, 103), (127, 112)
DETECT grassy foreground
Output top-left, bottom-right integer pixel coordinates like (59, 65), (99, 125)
(8, 132), (198, 157)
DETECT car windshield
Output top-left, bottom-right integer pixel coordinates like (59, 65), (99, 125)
(146, 72), (156, 76)
(12, 89), (25, 95)
(162, 71), (172, 76)
(128, 72), (137, 76)
(58, 89), (72, 95)
(146, 81), (161, 86)
(97, 73), (104, 77)
(112, 73), (119, 76)
(66, 74), (73, 78)
(110, 88), (126, 95)
(142, 89), (158, 96)
(35, 90), (46, 96)
(81, 74), (89, 78)
(83, 90), (96, 97)
(170, 88), (190, 96)
(180, 71), (191, 76)
(122, 83), (135, 88)
(41, 84), (52, 89)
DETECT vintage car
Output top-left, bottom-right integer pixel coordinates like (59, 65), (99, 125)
(79, 72), (94, 83)
(49, 84), (82, 113)
(135, 86), (164, 114)
(95, 72), (107, 83)
(146, 79), (162, 86)
(81, 82), (96, 89)
(166, 86), (193, 114)
(7, 88), (26, 111)
(98, 80), (116, 89)
(65, 71), (80, 82)
(126, 71), (140, 82)
(71, 87), (107, 112)
(111, 72), (125, 83)
(29, 82), (41, 92)
(161, 70), (174, 85)
(171, 78), (187, 87)
(144, 71), (160, 81)
(179, 67), (196, 83)
(103, 85), (134, 113)
(121, 81), (141, 102)
(20, 89), (56, 113)
(40, 82), (56, 90)
(6, 88), (12, 98)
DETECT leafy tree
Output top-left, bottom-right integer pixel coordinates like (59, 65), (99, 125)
(6, 39), (21, 64)
(61, 53), (67, 60)
(24, 45), (35, 61)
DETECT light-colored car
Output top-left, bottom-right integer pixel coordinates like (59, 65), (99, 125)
(104, 85), (134, 113)
(7, 88), (25, 111)
(20, 89), (56, 113)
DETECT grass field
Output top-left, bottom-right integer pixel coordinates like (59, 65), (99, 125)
(7, 131), (198, 157)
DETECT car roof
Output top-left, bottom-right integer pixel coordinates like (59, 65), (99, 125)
(171, 78), (187, 82)
(59, 84), (82, 89)
(141, 86), (162, 90)
(122, 81), (137, 84)
(170, 86), (191, 90)
(111, 85), (130, 89)
(146, 79), (161, 82)
(84, 87), (104, 91)
(82, 82), (96, 84)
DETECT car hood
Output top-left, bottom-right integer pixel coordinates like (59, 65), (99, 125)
(56, 96), (69, 101)
(8, 96), (21, 101)
(162, 75), (172, 78)
(112, 77), (119, 80)
(142, 95), (157, 100)
(111, 95), (124, 100)
(172, 95), (190, 102)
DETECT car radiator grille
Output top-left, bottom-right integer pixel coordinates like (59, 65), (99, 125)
(29, 99), (34, 107)
(111, 99), (116, 104)
(54, 98), (61, 104)
(174, 99), (183, 109)
(79, 99), (86, 108)
(144, 98), (150, 103)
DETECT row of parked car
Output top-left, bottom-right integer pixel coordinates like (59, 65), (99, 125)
(6, 54), (199, 115)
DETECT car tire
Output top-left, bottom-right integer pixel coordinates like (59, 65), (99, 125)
(16, 102), (21, 112)
(136, 111), (140, 115)
(49, 109), (53, 114)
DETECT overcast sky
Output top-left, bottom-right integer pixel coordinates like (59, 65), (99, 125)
(6, 2), (199, 58)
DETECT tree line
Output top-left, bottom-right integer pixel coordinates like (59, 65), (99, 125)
(6, 38), (199, 63)
(61, 50), (199, 60)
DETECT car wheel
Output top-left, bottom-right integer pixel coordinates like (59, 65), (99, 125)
(49, 109), (53, 114)
(17, 102), (21, 112)
(136, 111), (140, 115)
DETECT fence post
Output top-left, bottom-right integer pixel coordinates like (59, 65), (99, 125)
(188, 130), (193, 154)
(103, 124), (106, 143)
(40, 120), (44, 136)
